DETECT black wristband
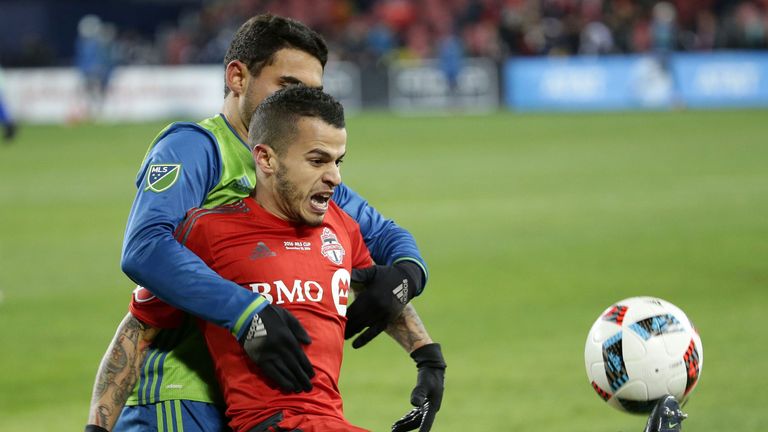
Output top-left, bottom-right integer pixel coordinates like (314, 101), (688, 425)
(411, 343), (446, 369)
(85, 425), (110, 432)
(395, 261), (424, 298)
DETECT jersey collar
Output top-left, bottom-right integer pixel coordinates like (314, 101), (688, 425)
(218, 113), (250, 151)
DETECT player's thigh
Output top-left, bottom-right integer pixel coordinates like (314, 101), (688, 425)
(114, 400), (230, 432)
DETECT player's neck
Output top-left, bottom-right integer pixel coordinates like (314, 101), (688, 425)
(221, 97), (248, 141)
(252, 186), (290, 223)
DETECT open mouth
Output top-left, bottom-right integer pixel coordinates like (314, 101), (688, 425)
(309, 191), (332, 213)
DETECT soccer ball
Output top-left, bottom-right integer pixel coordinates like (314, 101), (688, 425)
(584, 297), (703, 414)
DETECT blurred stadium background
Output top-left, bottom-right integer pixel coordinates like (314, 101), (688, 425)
(0, 0), (767, 431)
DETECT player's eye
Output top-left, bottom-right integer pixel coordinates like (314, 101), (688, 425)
(280, 79), (304, 89)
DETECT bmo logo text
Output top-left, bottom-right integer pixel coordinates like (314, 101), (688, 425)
(248, 268), (351, 316)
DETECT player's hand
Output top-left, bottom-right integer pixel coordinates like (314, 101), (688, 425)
(391, 402), (430, 432)
(345, 261), (423, 348)
(392, 343), (446, 432)
(240, 304), (315, 393)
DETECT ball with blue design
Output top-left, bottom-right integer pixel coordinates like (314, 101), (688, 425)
(584, 296), (703, 413)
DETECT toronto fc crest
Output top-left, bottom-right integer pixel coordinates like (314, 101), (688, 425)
(320, 227), (345, 265)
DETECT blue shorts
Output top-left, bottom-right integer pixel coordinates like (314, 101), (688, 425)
(114, 400), (230, 432)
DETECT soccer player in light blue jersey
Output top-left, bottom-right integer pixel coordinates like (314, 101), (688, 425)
(86, 14), (445, 432)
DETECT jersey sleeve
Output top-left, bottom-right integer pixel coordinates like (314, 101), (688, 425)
(332, 183), (428, 295)
(129, 286), (185, 329)
(121, 124), (266, 339)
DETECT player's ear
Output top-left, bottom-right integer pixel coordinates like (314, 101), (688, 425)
(253, 144), (276, 174)
(225, 60), (249, 96)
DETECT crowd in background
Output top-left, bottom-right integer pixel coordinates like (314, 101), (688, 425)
(81, 0), (768, 69)
(1, 0), (767, 133)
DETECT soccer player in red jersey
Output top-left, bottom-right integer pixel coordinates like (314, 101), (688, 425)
(130, 86), (442, 432)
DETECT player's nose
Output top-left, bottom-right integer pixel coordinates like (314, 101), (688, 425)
(323, 164), (341, 187)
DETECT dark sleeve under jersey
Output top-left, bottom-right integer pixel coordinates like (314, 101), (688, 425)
(333, 183), (428, 293)
(121, 124), (266, 339)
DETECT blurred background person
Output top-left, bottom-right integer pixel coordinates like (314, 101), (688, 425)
(0, 66), (17, 143)
(437, 28), (464, 100)
(651, 2), (679, 54)
(74, 15), (116, 121)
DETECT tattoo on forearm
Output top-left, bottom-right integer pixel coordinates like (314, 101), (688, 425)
(386, 304), (432, 353)
(89, 314), (157, 428)
(96, 405), (112, 429)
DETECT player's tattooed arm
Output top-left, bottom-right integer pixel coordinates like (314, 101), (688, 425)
(87, 313), (159, 430)
(386, 305), (446, 432)
(385, 304), (433, 354)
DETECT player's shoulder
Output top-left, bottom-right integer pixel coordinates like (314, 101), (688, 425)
(328, 201), (363, 236)
(327, 200), (348, 221)
(138, 118), (227, 189)
(188, 200), (251, 223)
(157, 121), (216, 146)
(175, 200), (251, 242)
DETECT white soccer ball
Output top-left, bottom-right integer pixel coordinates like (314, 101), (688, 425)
(584, 296), (703, 413)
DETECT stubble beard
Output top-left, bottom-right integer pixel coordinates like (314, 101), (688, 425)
(275, 166), (321, 227)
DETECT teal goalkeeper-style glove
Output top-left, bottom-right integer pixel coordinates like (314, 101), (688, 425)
(392, 343), (446, 432)
(240, 304), (315, 393)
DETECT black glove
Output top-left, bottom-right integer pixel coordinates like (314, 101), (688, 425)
(345, 261), (423, 348)
(392, 343), (446, 432)
(391, 402), (431, 432)
(84, 426), (109, 432)
(240, 304), (315, 393)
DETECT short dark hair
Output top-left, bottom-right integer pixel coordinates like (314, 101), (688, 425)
(223, 14), (328, 96)
(249, 86), (345, 154)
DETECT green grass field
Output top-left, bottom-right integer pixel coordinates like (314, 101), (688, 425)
(1, 110), (766, 431)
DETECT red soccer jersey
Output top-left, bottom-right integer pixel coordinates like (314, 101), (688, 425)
(131, 197), (372, 432)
